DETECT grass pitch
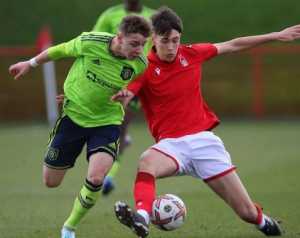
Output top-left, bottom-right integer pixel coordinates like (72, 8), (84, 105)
(0, 121), (299, 238)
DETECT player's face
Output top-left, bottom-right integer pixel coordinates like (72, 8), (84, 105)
(153, 30), (181, 62)
(120, 33), (147, 59)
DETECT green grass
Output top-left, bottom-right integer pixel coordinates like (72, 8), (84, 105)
(1, 121), (300, 238)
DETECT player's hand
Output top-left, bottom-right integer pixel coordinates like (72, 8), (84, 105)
(111, 89), (135, 107)
(56, 94), (65, 106)
(9, 61), (31, 80)
(277, 24), (300, 42)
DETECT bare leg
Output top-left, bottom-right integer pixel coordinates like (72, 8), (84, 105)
(138, 148), (178, 178)
(102, 109), (133, 195)
(206, 171), (258, 223)
(87, 152), (114, 184)
(43, 165), (67, 188)
(206, 171), (283, 236)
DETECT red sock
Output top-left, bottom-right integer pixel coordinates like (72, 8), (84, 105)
(254, 203), (263, 225)
(134, 172), (155, 215)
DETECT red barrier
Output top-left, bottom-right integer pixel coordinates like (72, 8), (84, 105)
(0, 26), (52, 57)
(1, 38), (299, 119)
(249, 45), (300, 118)
(0, 46), (36, 57)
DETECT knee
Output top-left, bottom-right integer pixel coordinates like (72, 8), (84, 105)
(43, 177), (61, 188)
(87, 175), (104, 186)
(137, 152), (158, 177)
(42, 166), (65, 188)
(138, 153), (153, 171)
(236, 204), (258, 223)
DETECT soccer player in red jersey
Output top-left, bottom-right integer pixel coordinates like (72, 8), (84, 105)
(112, 7), (300, 238)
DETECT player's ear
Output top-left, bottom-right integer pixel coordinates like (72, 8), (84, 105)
(117, 32), (124, 44)
(152, 34), (158, 45)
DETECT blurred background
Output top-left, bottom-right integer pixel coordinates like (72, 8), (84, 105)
(0, 1), (299, 238)
(1, 0), (300, 122)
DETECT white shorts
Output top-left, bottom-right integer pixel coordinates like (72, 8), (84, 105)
(151, 131), (236, 182)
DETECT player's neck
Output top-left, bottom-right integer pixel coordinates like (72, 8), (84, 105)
(109, 37), (126, 59)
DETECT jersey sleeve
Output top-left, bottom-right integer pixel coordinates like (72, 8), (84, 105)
(190, 43), (218, 62)
(48, 35), (82, 60)
(127, 73), (147, 95)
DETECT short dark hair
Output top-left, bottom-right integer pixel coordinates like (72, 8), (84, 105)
(119, 15), (151, 38)
(151, 7), (183, 35)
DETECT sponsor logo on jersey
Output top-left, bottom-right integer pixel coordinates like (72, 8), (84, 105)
(86, 70), (121, 91)
(120, 67), (134, 81)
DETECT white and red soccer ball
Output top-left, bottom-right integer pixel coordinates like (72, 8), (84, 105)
(151, 194), (187, 231)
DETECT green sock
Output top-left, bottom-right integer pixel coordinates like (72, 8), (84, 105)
(64, 179), (101, 230)
(107, 160), (120, 178)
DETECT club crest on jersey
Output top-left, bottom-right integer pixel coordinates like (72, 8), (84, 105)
(155, 67), (161, 75)
(179, 55), (189, 67)
(120, 67), (134, 81)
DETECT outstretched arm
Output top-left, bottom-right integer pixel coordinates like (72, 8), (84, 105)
(9, 35), (83, 80)
(214, 24), (300, 55)
(111, 89), (135, 107)
(8, 50), (50, 80)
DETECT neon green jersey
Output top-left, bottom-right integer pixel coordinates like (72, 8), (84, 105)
(93, 4), (155, 54)
(48, 32), (147, 127)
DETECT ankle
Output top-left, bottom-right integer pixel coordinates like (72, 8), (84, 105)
(137, 209), (150, 224)
(257, 214), (268, 229)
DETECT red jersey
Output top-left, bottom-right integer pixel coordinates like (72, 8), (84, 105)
(127, 43), (220, 142)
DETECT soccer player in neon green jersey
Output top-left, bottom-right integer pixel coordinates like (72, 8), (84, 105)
(9, 15), (151, 238)
(93, 0), (155, 195)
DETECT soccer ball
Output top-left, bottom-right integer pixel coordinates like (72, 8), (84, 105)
(151, 194), (187, 231)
